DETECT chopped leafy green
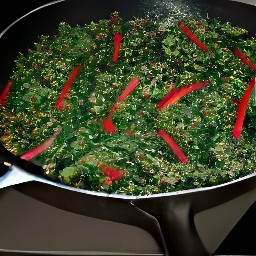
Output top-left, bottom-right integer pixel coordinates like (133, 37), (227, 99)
(1, 12), (256, 196)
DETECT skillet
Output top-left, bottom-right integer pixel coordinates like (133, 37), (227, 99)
(0, 0), (256, 255)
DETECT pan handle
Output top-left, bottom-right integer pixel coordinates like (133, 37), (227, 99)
(0, 162), (10, 178)
(0, 143), (15, 177)
(159, 201), (209, 256)
(134, 198), (210, 256)
(0, 143), (45, 178)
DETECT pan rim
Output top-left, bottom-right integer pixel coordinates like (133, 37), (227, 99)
(1, 0), (256, 199)
(6, 165), (256, 199)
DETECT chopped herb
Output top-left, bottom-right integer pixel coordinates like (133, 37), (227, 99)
(233, 77), (256, 139)
(0, 12), (256, 195)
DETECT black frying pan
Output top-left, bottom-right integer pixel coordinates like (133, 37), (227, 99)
(1, 1), (256, 255)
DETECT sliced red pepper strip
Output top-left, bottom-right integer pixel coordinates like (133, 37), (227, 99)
(232, 77), (256, 139)
(102, 165), (123, 181)
(103, 105), (118, 133)
(117, 77), (140, 101)
(103, 118), (116, 133)
(103, 77), (140, 133)
(112, 32), (123, 63)
(0, 81), (12, 106)
(157, 130), (189, 163)
(20, 129), (61, 160)
(178, 21), (208, 52)
(56, 65), (81, 110)
(157, 88), (176, 110)
(158, 81), (209, 110)
(234, 47), (256, 71)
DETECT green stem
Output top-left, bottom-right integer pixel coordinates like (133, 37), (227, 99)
(253, 84), (256, 107)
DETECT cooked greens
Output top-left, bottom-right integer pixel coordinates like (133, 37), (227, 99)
(0, 12), (256, 195)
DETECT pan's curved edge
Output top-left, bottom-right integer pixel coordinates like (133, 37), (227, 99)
(229, 0), (256, 6)
(3, 161), (256, 201)
(0, 0), (66, 38)
(0, 0), (256, 255)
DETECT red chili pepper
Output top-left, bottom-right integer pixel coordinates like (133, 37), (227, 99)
(232, 77), (256, 139)
(103, 77), (140, 133)
(112, 32), (123, 63)
(178, 21), (208, 52)
(234, 47), (256, 71)
(103, 104), (118, 133)
(56, 65), (81, 110)
(158, 81), (209, 110)
(117, 77), (140, 101)
(157, 88), (176, 110)
(20, 129), (61, 160)
(102, 165), (123, 181)
(0, 81), (12, 106)
(157, 130), (189, 163)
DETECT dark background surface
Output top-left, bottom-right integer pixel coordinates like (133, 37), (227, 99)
(1, 1), (256, 255)
(0, 1), (50, 33)
(214, 201), (256, 255)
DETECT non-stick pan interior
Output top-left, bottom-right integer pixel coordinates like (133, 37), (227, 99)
(1, 0), (256, 88)
(1, 0), (256, 192)
(1, 2), (256, 255)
